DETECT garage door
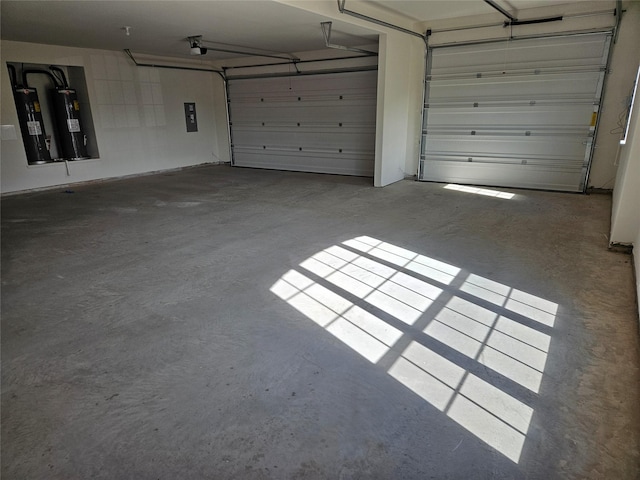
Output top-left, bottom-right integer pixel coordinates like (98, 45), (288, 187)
(419, 32), (612, 192)
(227, 70), (377, 177)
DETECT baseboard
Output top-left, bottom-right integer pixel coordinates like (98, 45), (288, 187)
(586, 187), (613, 195)
(1, 161), (229, 197)
(608, 242), (633, 254)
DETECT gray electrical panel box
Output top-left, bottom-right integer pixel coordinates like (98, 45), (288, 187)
(184, 102), (197, 132)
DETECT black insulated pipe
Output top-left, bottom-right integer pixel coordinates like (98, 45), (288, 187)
(49, 65), (69, 88)
(7, 64), (19, 88)
(23, 69), (61, 89)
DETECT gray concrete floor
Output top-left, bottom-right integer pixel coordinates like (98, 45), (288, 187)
(2, 164), (639, 479)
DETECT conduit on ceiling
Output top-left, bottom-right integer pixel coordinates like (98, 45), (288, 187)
(321, 22), (377, 56)
(337, 0), (621, 44)
(427, 9), (619, 45)
(194, 38), (300, 62)
(483, 0), (517, 22)
(337, 0), (428, 43)
(483, 0), (564, 28)
(124, 48), (377, 80)
(124, 49), (225, 79)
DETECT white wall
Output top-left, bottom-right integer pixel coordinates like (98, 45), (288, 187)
(610, 61), (640, 319)
(610, 86), (640, 245)
(1, 40), (230, 194)
(636, 227), (640, 322)
(375, 33), (424, 186)
(590, 1), (640, 189)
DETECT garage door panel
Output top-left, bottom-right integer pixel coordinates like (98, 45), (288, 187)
(428, 73), (602, 101)
(420, 32), (611, 192)
(424, 135), (588, 160)
(229, 104), (377, 124)
(427, 105), (595, 129)
(229, 75), (377, 95)
(232, 129), (375, 149)
(228, 70), (377, 176)
(229, 91), (377, 103)
(233, 148), (375, 176)
(422, 161), (584, 192)
(431, 35), (609, 74)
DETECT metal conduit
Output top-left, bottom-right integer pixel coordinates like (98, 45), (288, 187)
(321, 22), (377, 56)
(428, 8), (616, 35)
(199, 41), (299, 62)
(613, 0), (623, 43)
(337, 0), (427, 43)
(126, 49), (377, 77)
(223, 54), (378, 73)
(124, 49), (225, 79)
(335, 1), (615, 44)
(483, 0), (517, 22)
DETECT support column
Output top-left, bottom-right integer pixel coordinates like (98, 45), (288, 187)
(375, 33), (424, 187)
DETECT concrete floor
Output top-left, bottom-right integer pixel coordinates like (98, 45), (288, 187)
(2, 164), (639, 479)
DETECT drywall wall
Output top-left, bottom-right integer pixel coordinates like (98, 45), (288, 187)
(590, 1), (640, 189)
(375, 33), (424, 187)
(610, 67), (640, 245)
(636, 227), (640, 322)
(1, 40), (229, 194)
(609, 61), (640, 321)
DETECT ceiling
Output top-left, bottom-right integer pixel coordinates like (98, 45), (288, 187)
(0, 0), (602, 63)
(368, 0), (564, 22)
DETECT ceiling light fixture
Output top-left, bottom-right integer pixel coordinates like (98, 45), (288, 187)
(188, 36), (207, 56)
(123, 26), (131, 36)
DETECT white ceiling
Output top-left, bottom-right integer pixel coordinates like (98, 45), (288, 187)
(1, 1), (381, 61)
(0, 0), (604, 63)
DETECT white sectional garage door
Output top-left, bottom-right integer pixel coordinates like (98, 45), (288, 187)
(228, 70), (377, 177)
(419, 32), (611, 192)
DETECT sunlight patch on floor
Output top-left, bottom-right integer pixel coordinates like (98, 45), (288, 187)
(271, 236), (557, 463)
(444, 183), (516, 199)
